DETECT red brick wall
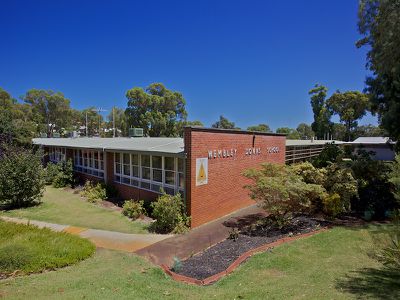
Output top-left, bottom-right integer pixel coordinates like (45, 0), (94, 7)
(185, 127), (286, 228)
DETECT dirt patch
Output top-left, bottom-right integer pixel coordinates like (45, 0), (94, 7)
(175, 215), (328, 280)
(99, 200), (123, 212)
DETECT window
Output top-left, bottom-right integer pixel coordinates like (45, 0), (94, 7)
(73, 149), (104, 178)
(48, 147), (66, 163)
(113, 152), (185, 195)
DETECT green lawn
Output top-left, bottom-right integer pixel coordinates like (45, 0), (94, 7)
(1, 225), (398, 299)
(0, 187), (148, 234)
(0, 220), (95, 276)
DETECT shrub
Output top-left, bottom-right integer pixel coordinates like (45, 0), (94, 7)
(389, 155), (400, 202)
(52, 160), (74, 188)
(312, 143), (344, 168)
(322, 193), (343, 218)
(44, 162), (59, 185)
(0, 146), (45, 209)
(150, 193), (190, 234)
(122, 200), (146, 220)
(244, 163), (326, 226)
(323, 164), (358, 213)
(81, 181), (107, 203)
(350, 155), (396, 219)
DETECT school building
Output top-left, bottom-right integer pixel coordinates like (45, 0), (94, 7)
(33, 127), (288, 228)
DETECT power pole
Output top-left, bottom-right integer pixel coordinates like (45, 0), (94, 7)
(113, 106), (116, 138)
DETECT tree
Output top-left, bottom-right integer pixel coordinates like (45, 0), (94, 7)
(0, 88), (36, 146)
(276, 127), (301, 139)
(211, 115), (237, 129)
(247, 124), (271, 132)
(296, 123), (314, 139)
(107, 107), (128, 137)
(125, 83), (187, 137)
(326, 91), (370, 141)
(332, 123), (347, 141)
(0, 145), (45, 209)
(353, 124), (387, 138)
(22, 89), (73, 137)
(184, 120), (204, 127)
(358, 0), (400, 142)
(81, 107), (104, 137)
(309, 84), (332, 139)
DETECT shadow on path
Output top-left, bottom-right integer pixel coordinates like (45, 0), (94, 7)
(336, 266), (400, 300)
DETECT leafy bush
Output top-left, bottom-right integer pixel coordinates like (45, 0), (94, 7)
(312, 143), (344, 168)
(44, 160), (74, 188)
(52, 160), (74, 188)
(0, 146), (45, 209)
(322, 193), (343, 218)
(122, 200), (146, 220)
(150, 193), (190, 234)
(244, 163), (326, 226)
(44, 162), (59, 185)
(347, 152), (397, 219)
(323, 164), (358, 213)
(389, 155), (400, 202)
(81, 181), (107, 203)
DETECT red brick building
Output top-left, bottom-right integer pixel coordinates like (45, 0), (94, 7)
(34, 127), (286, 228)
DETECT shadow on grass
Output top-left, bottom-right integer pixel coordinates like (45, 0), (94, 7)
(336, 265), (400, 299)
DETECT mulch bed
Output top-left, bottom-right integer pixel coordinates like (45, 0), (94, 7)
(175, 215), (329, 280)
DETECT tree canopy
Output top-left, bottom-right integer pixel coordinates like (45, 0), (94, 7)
(296, 123), (314, 139)
(357, 0), (400, 142)
(22, 89), (73, 137)
(247, 124), (271, 132)
(125, 83), (187, 137)
(276, 127), (301, 139)
(211, 115), (238, 129)
(309, 84), (332, 139)
(326, 91), (370, 141)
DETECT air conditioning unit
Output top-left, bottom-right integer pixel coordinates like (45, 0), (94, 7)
(53, 133), (60, 138)
(129, 128), (144, 137)
(40, 133), (47, 138)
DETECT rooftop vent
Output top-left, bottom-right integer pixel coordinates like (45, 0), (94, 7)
(129, 128), (144, 137)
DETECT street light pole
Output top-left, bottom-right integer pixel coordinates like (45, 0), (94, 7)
(113, 106), (116, 138)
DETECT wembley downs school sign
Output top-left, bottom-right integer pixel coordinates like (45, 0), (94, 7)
(207, 146), (280, 159)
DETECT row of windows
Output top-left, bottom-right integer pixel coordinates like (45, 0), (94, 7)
(48, 147), (66, 163)
(73, 149), (104, 178)
(114, 153), (185, 195)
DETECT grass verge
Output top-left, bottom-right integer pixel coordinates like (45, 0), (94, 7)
(0, 187), (148, 234)
(0, 220), (95, 277)
(1, 225), (398, 299)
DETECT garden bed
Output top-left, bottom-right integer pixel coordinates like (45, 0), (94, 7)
(175, 215), (329, 280)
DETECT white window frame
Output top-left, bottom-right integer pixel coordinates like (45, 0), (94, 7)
(48, 146), (66, 163)
(73, 149), (104, 179)
(113, 152), (185, 195)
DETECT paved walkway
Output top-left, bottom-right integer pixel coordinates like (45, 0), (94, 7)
(135, 204), (266, 266)
(0, 216), (172, 252)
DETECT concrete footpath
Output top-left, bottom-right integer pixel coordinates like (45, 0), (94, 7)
(135, 204), (266, 266)
(0, 216), (172, 252)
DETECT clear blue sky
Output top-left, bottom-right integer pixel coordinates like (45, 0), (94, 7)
(0, 0), (376, 130)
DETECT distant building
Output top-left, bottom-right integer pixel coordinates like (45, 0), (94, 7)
(285, 139), (344, 164)
(347, 137), (396, 161)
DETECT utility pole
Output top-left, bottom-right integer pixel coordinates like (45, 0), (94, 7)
(85, 108), (107, 137)
(113, 106), (116, 138)
(86, 112), (88, 137)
